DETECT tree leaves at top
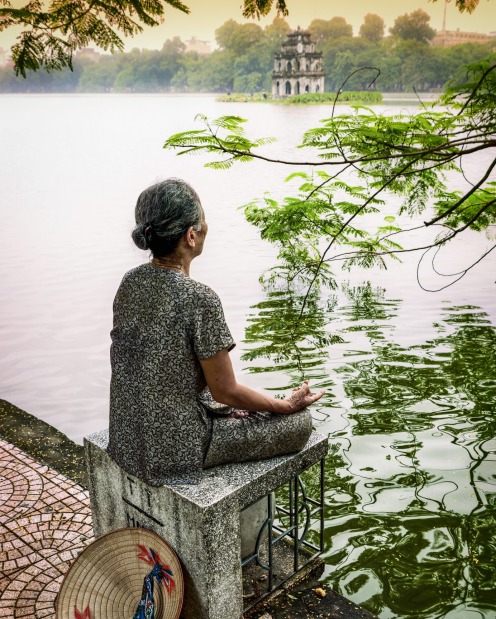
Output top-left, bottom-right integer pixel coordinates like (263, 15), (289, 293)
(239, 0), (484, 20)
(0, 0), (287, 77)
(0, 0), (190, 76)
(242, 0), (480, 19)
(429, 0), (480, 14)
(242, 0), (288, 20)
(0, 0), (487, 77)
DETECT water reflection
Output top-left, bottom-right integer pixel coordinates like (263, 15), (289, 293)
(242, 279), (342, 388)
(243, 280), (496, 619)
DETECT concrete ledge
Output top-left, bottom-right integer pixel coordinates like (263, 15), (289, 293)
(85, 429), (329, 619)
(87, 428), (328, 510)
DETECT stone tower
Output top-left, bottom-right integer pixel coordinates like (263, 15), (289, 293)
(272, 28), (325, 98)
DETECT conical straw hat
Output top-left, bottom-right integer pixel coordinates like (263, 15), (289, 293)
(55, 527), (183, 619)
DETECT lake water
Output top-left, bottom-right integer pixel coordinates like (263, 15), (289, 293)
(0, 94), (495, 618)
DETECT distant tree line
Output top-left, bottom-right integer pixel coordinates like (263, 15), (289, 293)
(0, 10), (493, 93)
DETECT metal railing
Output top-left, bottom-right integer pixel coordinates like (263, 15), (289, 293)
(242, 457), (326, 612)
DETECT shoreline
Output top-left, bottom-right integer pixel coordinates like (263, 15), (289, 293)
(0, 399), (87, 487)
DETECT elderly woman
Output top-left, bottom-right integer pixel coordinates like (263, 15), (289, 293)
(108, 178), (324, 486)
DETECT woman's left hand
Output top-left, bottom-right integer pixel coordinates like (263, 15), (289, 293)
(285, 381), (325, 413)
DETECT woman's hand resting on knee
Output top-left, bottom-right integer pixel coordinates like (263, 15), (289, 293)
(284, 381), (325, 413)
(225, 382), (325, 418)
(201, 348), (325, 415)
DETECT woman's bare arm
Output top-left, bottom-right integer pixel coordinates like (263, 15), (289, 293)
(200, 348), (325, 414)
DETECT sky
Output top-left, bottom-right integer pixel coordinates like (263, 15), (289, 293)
(0, 0), (495, 53)
(105, 0), (496, 50)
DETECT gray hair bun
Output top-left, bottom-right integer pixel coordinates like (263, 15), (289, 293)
(131, 178), (203, 257)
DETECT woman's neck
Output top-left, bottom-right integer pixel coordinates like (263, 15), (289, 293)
(151, 253), (191, 276)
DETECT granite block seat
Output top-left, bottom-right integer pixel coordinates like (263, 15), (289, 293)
(84, 429), (328, 619)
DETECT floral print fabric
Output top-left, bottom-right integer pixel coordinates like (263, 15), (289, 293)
(107, 263), (312, 486)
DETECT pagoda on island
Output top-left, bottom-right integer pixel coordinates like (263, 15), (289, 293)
(272, 28), (325, 98)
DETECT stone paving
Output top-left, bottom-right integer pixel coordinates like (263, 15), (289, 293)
(0, 439), (94, 618)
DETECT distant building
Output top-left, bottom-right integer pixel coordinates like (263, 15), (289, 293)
(272, 28), (325, 98)
(75, 47), (101, 62)
(184, 37), (211, 55)
(432, 29), (496, 48)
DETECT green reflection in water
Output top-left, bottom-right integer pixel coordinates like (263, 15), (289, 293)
(242, 280), (342, 389)
(243, 281), (496, 619)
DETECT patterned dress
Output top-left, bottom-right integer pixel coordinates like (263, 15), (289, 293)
(107, 263), (312, 486)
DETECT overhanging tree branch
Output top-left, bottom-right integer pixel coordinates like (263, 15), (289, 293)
(164, 58), (496, 316)
(0, 0), (294, 76)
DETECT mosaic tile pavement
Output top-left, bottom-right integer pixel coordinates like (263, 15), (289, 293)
(0, 439), (94, 618)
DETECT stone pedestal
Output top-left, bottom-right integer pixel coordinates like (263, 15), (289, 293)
(240, 494), (274, 558)
(85, 430), (328, 619)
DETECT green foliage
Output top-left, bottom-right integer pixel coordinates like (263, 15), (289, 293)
(242, 170), (399, 284)
(308, 17), (353, 42)
(389, 9), (436, 43)
(163, 114), (276, 169)
(164, 59), (496, 309)
(241, 0), (288, 19)
(216, 91), (383, 104)
(0, 15), (290, 92)
(316, 35), (494, 93)
(1, 0), (487, 81)
(216, 92), (270, 102)
(215, 20), (264, 55)
(287, 91), (383, 104)
(0, 0), (291, 77)
(359, 14), (385, 42)
(430, 0), (481, 13)
(1, 10), (493, 94)
(0, 0), (190, 77)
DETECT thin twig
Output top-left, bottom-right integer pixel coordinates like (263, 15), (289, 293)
(417, 243), (496, 292)
(425, 157), (496, 226)
(456, 63), (496, 117)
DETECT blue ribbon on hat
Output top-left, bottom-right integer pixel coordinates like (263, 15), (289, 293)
(132, 546), (175, 619)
